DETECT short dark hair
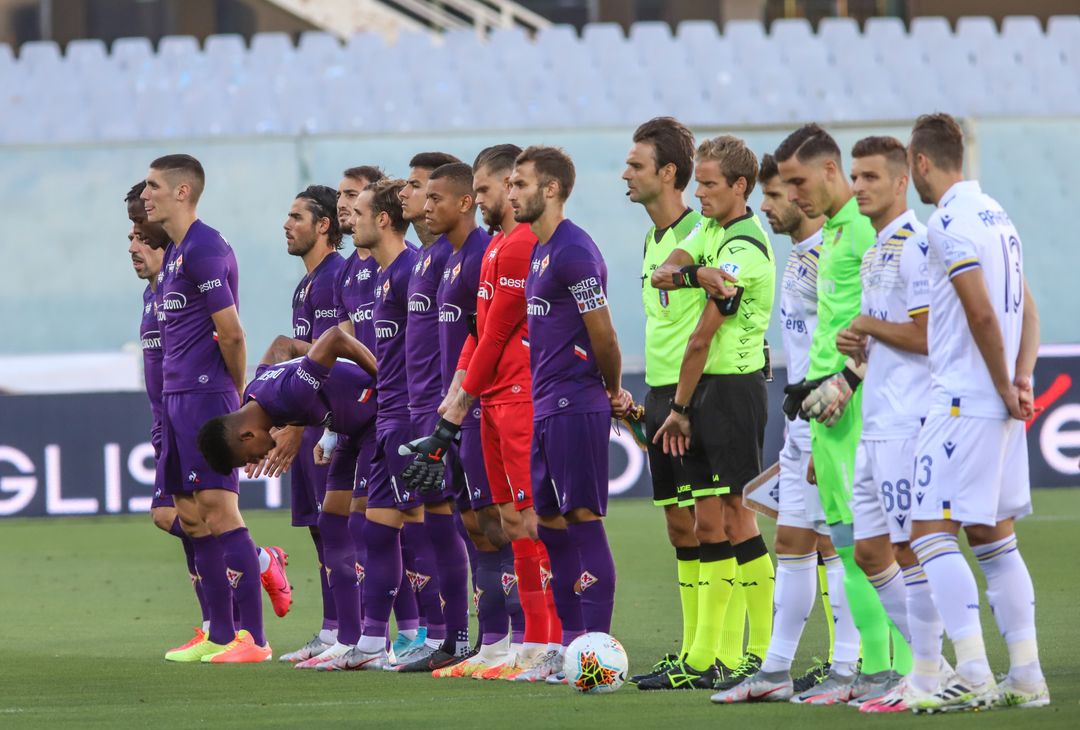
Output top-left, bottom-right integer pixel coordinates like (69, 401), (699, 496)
(295, 184), (343, 250)
(851, 136), (908, 171)
(696, 135), (759, 199)
(149, 154), (206, 203)
(632, 116), (696, 191)
(409, 151), (462, 171)
(910, 113), (964, 172)
(473, 144), (522, 175)
(197, 416), (236, 476)
(515, 145), (576, 201)
(343, 165), (385, 184)
(759, 153), (779, 183)
(366, 178), (408, 234)
(125, 181), (146, 203)
(774, 123), (842, 165)
(429, 162), (476, 196)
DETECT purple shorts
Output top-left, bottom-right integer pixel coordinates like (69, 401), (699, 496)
(410, 410), (452, 505)
(327, 421), (376, 493)
(447, 426), (493, 512)
(352, 429), (377, 500)
(289, 426), (329, 526)
(531, 410), (610, 518)
(367, 420), (421, 511)
(161, 391), (240, 495)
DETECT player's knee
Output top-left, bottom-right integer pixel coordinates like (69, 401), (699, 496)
(893, 541), (918, 567)
(853, 540), (883, 574)
(478, 509), (508, 548)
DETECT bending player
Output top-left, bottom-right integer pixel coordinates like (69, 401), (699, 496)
(648, 136), (776, 691)
(906, 113), (1046, 712)
(712, 153), (859, 703)
(621, 117), (708, 682)
(142, 154), (270, 662)
(513, 146), (631, 679)
(775, 125), (910, 702)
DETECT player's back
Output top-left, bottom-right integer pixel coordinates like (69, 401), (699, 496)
(925, 180), (1024, 419)
(158, 220), (240, 394)
(525, 219), (610, 418)
(860, 212), (930, 438)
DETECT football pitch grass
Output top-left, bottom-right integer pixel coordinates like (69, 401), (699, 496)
(2, 491), (1078, 729)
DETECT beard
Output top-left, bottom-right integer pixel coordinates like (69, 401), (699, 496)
(481, 201), (505, 230)
(768, 208), (802, 235)
(513, 190), (545, 224)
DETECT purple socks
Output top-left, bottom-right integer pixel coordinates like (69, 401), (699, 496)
(425, 512), (470, 642)
(566, 520), (616, 634)
(499, 545), (525, 643)
(361, 520), (402, 640)
(348, 511), (368, 622)
(311, 528), (338, 633)
(536, 524), (585, 646)
(190, 534), (234, 645)
(318, 512), (361, 645)
(402, 521), (445, 642)
(476, 548), (510, 645)
(219, 527), (265, 646)
(171, 518), (209, 622)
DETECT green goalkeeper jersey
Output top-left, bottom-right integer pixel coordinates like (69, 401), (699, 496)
(807, 196), (876, 379)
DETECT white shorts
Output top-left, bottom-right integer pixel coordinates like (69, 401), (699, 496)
(911, 414), (1032, 527)
(776, 434), (828, 536)
(852, 437), (918, 543)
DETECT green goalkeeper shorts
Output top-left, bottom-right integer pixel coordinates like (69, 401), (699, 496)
(809, 388), (863, 525)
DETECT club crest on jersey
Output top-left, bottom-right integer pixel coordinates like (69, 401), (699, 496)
(451, 261), (462, 282)
(225, 567), (243, 589)
(175, 254), (184, 269)
(659, 289), (669, 308)
(421, 254), (433, 276)
(406, 569), (431, 593)
(500, 572), (519, 595)
(355, 562), (365, 582)
(538, 254), (550, 278)
(379, 280), (390, 299)
(575, 571), (597, 594)
(539, 565), (552, 592)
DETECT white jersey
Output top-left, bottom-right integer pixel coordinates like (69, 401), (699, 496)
(925, 180), (1024, 419)
(860, 210), (931, 439)
(779, 229), (822, 445)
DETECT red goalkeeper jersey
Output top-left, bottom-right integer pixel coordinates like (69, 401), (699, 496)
(456, 222), (536, 405)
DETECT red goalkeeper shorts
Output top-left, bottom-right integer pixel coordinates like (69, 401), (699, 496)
(481, 400), (534, 511)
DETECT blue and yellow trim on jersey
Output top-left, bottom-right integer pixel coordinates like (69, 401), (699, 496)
(947, 256), (981, 278)
(950, 397), (961, 416)
(908, 304), (930, 317)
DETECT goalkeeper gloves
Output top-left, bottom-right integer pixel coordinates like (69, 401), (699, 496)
(398, 418), (461, 494)
(799, 359), (866, 426)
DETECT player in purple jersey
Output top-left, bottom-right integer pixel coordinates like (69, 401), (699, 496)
(391, 152), (462, 666)
(313, 178), (424, 671)
(509, 146), (632, 676)
(244, 185), (348, 661)
(141, 154), (270, 663)
(126, 182), (215, 653)
(393, 162), (491, 672)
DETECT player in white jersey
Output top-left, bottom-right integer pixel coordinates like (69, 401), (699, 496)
(713, 153), (862, 704)
(905, 113), (1046, 713)
(831, 136), (948, 712)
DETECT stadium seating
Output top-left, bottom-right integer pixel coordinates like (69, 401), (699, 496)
(0, 15), (1077, 143)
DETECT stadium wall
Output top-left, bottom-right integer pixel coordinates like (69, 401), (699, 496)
(2, 352), (1079, 519)
(0, 118), (1075, 380)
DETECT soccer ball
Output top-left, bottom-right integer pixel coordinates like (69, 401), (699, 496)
(563, 632), (628, 694)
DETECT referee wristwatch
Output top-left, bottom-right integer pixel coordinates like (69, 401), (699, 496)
(670, 401), (690, 416)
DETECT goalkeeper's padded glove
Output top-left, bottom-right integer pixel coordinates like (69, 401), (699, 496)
(398, 418), (461, 494)
(800, 359), (867, 427)
(782, 378), (822, 421)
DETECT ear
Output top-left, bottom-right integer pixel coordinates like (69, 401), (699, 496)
(733, 176), (748, 198)
(458, 193), (475, 214)
(545, 178), (560, 200)
(659, 162), (677, 184)
(238, 430), (255, 443)
(175, 182), (190, 202)
(317, 216), (331, 235)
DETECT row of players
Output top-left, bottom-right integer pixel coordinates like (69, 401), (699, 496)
(124, 111), (1048, 712)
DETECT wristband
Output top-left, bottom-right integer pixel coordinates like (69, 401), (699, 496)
(675, 265), (702, 288)
(670, 401), (690, 415)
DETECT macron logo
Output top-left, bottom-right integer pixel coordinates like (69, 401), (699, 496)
(943, 441), (957, 458)
(940, 215), (953, 230)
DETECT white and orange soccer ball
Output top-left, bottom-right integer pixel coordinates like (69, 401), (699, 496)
(563, 632), (628, 694)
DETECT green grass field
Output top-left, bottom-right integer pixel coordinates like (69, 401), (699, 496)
(2, 491), (1078, 729)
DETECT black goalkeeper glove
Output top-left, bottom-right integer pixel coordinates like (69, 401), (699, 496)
(782, 378), (822, 421)
(398, 418), (461, 494)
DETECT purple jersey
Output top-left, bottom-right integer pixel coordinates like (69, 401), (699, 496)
(374, 247), (418, 424)
(406, 236), (452, 413)
(335, 250), (380, 351)
(524, 219), (610, 418)
(140, 284), (164, 452)
(158, 220), (240, 394)
(437, 228), (490, 414)
(244, 356), (375, 436)
(292, 252), (346, 342)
